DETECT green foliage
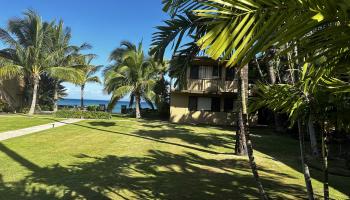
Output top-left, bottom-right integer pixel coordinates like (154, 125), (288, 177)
(0, 10), (92, 114)
(251, 63), (350, 132)
(55, 110), (111, 119)
(38, 74), (67, 110)
(104, 41), (157, 112)
(153, 78), (170, 119)
(0, 100), (12, 112)
(86, 105), (99, 111)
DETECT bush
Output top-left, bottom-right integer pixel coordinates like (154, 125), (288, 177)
(55, 109), (111, 119)
(21, 107), (30, 114)
(87, 105), (99, 111)
(0, 100), (13, 112)
(40, 104), (53, 111)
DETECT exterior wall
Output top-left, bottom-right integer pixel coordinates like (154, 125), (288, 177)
(169, 57), (256, 126)
(0, 78), (24, 110)
(170, 93), (236, 126)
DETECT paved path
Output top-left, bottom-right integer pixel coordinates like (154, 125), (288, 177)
(0, 119), (83, 141)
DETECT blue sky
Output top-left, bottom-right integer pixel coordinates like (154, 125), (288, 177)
(0, 0), (171, 100)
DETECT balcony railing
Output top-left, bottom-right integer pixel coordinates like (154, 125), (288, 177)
(179, 79), (238, 93)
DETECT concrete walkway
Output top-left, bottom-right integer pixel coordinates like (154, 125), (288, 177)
(0, 119), (82, 141)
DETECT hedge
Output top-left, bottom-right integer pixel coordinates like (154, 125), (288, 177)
(55, 110), (111, 119)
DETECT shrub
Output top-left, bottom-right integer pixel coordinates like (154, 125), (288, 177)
(0, 100), (13, 112)
(87, 105), (99, 111)
(40, 104), (53, 111)
(21, 107), (30, 114)
(55, 109), (111, 119)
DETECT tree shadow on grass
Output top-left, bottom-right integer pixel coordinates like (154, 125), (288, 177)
(0, 142), (309, 200)
(87, 121), (116, 127)
(68, 121), (233, 155)
(249, 128), (350, 198)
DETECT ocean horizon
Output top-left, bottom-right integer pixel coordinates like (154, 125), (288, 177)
(58, 98), (152, 113)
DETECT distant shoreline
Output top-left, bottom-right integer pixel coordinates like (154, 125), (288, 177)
(58, 98), (151, 113)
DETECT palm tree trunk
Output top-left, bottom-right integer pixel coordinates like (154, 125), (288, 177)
(235, 74), (247, 155)
(28, 76), (39, 115)
(267, 62), (284, 133)
(298, 120), (315, 200)
(135, 94), (141, 119)
(255, 58), (264, 79)
(53, 82), (58, 112)
(235, 107), (247, 155)
(321, 123), (329, 200)
(239, 66), (268, 200)
(80, 84), (85, 109)
(308, 115), (319, 157)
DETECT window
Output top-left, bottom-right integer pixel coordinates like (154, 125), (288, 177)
(199, 66), (212, 79)
(226, 67), (235, 81)
(212, 65), (221, 78)
(197, 97), (211, 111)
(189, 96), (221, 112)
(211, 97), (221, 112)
(190, 65), (199, 79)
(224, 97), (234, 112)
(188, 96), (198, 111)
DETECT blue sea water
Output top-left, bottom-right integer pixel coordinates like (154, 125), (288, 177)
(58, 98), (151, 113)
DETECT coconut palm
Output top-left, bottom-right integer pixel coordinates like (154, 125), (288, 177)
(72, 54), (102, 108)
(0, 10), (80, 115)
(49, 21), (92, 112)
(104, 41), (156, 119)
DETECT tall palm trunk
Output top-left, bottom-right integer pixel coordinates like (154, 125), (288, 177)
(298, 120), (315, 200)
(267, 62), (284, 133)
(235, 105), (247, 155)
(80, 84), (85, 109)
(239, 66), (268, 200)
(321, 123), (329, 200)
(308, 115), (319, 157)
(28, 76), (39, 115)
(235, 71), (247, 155)
(135, 94), (141, 119)
(53, 82), (59, 112)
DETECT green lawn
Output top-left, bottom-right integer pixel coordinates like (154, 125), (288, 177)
(0, 117), (349, 199)
(0, 115), (59, 132)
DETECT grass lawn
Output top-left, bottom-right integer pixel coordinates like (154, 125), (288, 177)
(0, 114), (60, 132)
(0, 117), (349, 199)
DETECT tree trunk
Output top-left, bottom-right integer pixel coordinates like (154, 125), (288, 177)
(239, 66), (268, 200)
(298, 121), (315, 200)
(267, 64), (276, 84)
(80, 84), (85, 109)
(53, 82), (58, 112)
(308, 115), (319, 157)
(322, 125), (329, 200)
(235, 73), (247, 155)
(267, 62), (284, 133)
(255, 58), (264, 80)
(135, 94), (141, 119)
(235, 105), (247, 155)
(28, 76), (39, 115)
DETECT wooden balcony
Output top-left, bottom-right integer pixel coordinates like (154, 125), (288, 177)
(174, 79), (238, 93)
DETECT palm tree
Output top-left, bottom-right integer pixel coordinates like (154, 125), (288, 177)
(0, 10), (79, 115)
(49, 21), (92, 112)
(104, 41), (156, 119)
(73, 54), (102, 108)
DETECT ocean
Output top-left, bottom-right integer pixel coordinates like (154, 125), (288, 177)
(58, 98), (152, 113)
